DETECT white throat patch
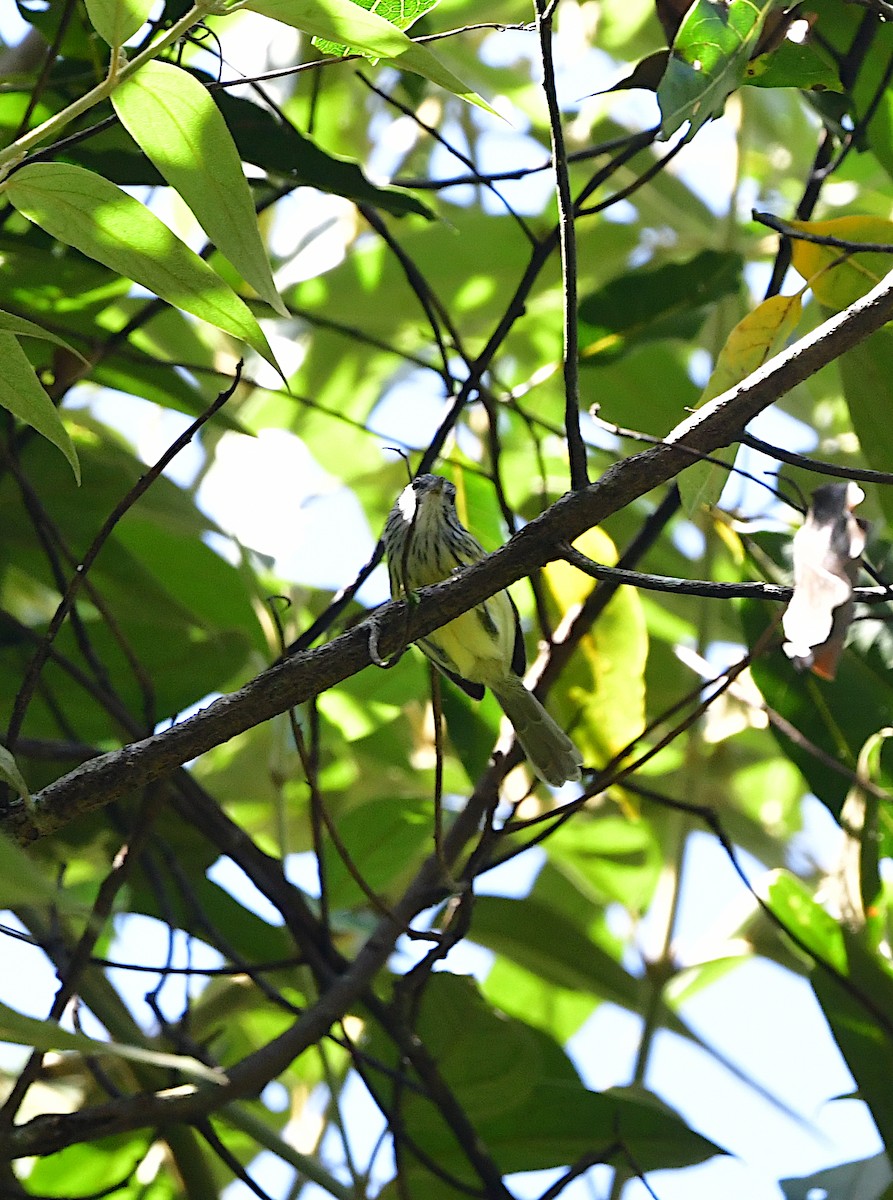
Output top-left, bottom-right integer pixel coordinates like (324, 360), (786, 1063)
(397, 483), (418, 523)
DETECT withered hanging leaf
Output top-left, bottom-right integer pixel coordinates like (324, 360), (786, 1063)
(604, 52), (670, 95)
(782, 482), (866, 680)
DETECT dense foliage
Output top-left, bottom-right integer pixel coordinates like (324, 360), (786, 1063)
(1, 0), (893, 1196)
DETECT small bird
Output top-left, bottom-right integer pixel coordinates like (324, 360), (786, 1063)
(384, 473), (583, 786)
(782, 481), (866, 679)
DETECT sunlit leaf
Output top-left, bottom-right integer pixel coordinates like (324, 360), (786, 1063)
(0, 1000), (226, 1082)
(543, 526), (648, 763)
(543, 814), (663, 913)
(788, 215), (893, 309)
(679, 290), (804, 513)
(112, 60), (287, 317)
(482, 954), (598, 1042)
(314, 0), (440, 56)
(6, 163), (282, 376)
(658, 0), (782, 139)
(812, 941), (893, 1154)
(83, 0), (153, 46)
(0, 332), (80, 482)
(245, 0), (495, 112)
(24, 1135), (152, 1197)
(766, 870), (848, 969)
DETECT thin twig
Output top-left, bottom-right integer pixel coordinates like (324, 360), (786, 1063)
(741, 430), (893, 485)
(535, 0), (587, 490)
(754, 209), (893, 254)
(7, 366), (242, 747)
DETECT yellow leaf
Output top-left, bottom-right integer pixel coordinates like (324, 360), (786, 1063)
(701, 292), (804, 400)
(543, 528), (647, 764)
(544, 526), (618, 609)
(789, 215), (893, 310)
(679, 292), (804, 514)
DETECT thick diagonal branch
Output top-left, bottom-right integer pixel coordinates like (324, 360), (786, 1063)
(5, 266), (893, 848)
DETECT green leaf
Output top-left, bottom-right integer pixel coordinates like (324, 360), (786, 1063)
(112, 60), (287, 317)
(471, 894), (642, 999)
(805, 0), (893, 179)
(544, 526), (649, 765)
(658, 0), (781, 140)
(370, 975), (725, 1196)
(48, 78), (430, 217)
(480, 1082), (724, 1176)
(24, 1135), (152, 1197)
(578, 250), (743, 365)
(471, 894), (706, 1047)
(313, 0), (439, 56)
(604, 50), (670, 94)
(113, 516), (267, 652)
(244, 0), (495, 113)
(379, 1082), (724, 1198)
(838, 328), (893, 527)
(322, 796), (433, 908)
(812, 943), (893, 1154)
(482, 955), (598, 1042)
(6, 163), (282, 376)
(0, 830), (89, 910)
(0, 332), (80, 482)
(11, 1), (95, 60)
(0, 999), (225, 1083)
(766, 871), (848, 970)
(0, 309), (89, 363)
(744, 39), (842, 92)
(83, 0), (154, 46)
(90, 349), (217, 418)
(542, 814), (662, 913)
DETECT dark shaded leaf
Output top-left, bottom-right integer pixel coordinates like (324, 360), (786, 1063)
(370, 972), (724, 1198)
(212, 88), (431, 218)
(606, 50), (670, 94)
(578, 250), (743, 364)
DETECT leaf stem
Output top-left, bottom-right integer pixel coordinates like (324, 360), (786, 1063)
(0, 1), (215, 175)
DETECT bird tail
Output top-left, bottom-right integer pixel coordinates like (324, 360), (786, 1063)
(491, 674), (583, 787)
